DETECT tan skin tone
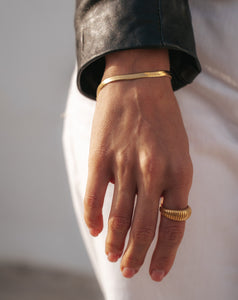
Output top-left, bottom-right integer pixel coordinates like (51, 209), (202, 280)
(83, 49), (193, 281)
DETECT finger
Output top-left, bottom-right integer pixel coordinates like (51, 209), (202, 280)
(84, 162), (110, 237)
(120, 186), (161, 278)
(105, 172), (136, 262)
(149, 188), (188, 282)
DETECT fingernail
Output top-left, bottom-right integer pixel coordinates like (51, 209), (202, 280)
(122, 267), (137, 278)
(151, 270), (165, 282)
(89, 228), (99, 236)
(107, 253), (120, 262)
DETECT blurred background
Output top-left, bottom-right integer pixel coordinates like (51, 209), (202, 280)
(0, 0), (102, 298)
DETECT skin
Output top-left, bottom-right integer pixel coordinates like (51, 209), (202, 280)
(83, 49), (193, 282)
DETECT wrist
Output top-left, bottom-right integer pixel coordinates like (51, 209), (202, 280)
(103, 48), (170, 80)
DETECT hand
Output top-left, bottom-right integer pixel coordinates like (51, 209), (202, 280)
(83, 49), (193, 281)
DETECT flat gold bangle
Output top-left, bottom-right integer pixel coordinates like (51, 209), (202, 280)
(160, 205), (192, 222)
(96, 70), (172, 99)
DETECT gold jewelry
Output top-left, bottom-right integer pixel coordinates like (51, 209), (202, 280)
(96, 70), (172, 98)
(160, 205), (192, 222)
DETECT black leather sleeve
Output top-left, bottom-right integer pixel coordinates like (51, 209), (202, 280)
(75, 0), (201, 100)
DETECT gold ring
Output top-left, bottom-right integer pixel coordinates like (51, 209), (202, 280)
(160, 205), (192, 222)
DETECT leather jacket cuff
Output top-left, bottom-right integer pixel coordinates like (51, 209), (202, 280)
(75, 0), (201, 100)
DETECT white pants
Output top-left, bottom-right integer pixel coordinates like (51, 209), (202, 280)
(63, 1), (238, 299)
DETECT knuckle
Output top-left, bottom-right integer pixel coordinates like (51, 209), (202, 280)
(106, 240), (123, 253)
(124, 255), (142, 268)
(115, 151), (129, 166)
(140, 153), (156, 174)
(160, 223), (184, 247)
(157, 255), (171, 266)
(132, 226), (155, 245)
(93, 145), (109, 158)
(89, 146), (110, 168)
(84, 209), (102, 228)
(139, 150), (166, 175)
(114, 151), (135, 179)
(85, 215), (100, 229)
(109, 216), (131, 234)
(85, 194), (100, 211)
(153, 254), (176, 272)
(169, 158), (193, 188)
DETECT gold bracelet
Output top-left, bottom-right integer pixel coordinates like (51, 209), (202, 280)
(96, 70), (172, 99)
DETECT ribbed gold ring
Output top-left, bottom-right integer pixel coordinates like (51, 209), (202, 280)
(160, 205), (192, 222)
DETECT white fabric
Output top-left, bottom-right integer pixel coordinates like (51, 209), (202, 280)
(62, 1), (238, 299)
